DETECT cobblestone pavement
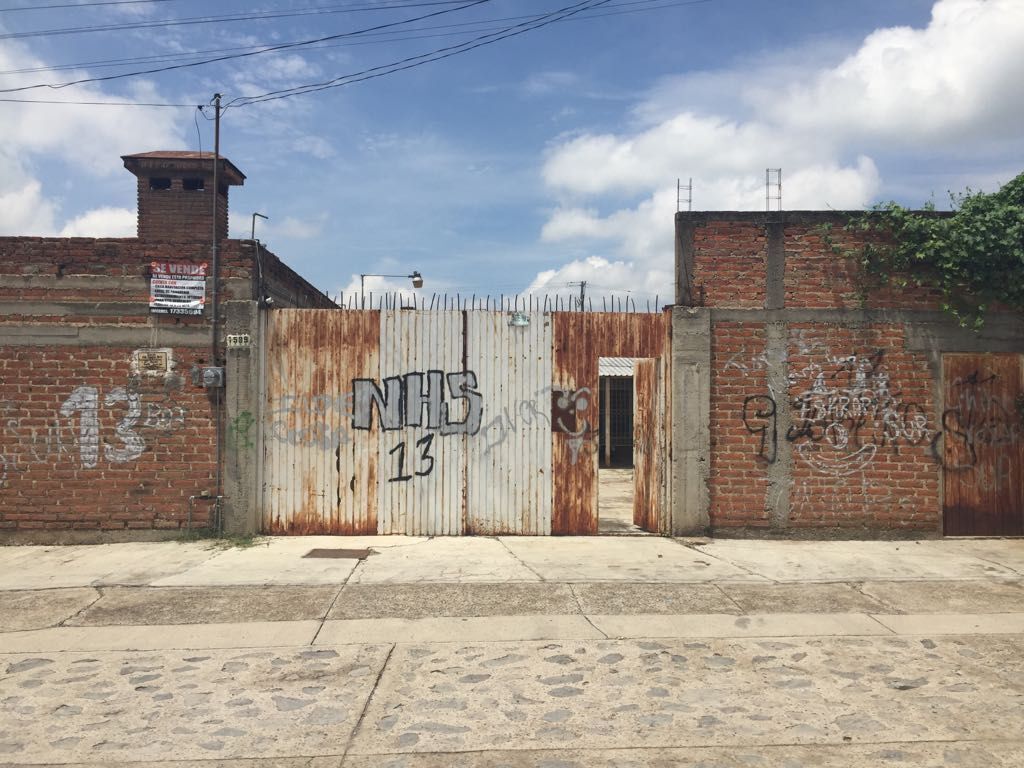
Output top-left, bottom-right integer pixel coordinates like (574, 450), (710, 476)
(1, 537), (1022, 766)
(2, 633), (1023, 766)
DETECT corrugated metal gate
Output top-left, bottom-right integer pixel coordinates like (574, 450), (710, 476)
(261, 308), (668, 535)
(941, 353), (1024, 536)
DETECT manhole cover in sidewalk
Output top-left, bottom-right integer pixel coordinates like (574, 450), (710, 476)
(302, 548), (373, 559)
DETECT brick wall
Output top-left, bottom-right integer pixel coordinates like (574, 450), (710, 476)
(682, 210), (1021, 535)
(0, 233), (330, 538)
(0, 345), (216, 532)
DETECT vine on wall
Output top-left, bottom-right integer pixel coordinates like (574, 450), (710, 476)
(828, 171), (1024, 327)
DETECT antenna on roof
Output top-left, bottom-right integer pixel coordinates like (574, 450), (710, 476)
(766, 168), (782, 212)
(677, 177), (692, 212)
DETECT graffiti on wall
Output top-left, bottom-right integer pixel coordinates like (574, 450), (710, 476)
(0, 352), (189, 486)
(738, 347), (931, 476)
(933, 369), (1023, 490)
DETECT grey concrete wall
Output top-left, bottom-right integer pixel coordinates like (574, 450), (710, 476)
(222, 301), (262, 536)
(669, 307), (711, 535)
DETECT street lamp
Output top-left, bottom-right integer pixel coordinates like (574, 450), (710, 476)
(250, 212), (268, 241)
(360, 271), (424, 303)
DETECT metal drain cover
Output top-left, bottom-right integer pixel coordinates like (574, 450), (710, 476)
(302, 548), (372, 559)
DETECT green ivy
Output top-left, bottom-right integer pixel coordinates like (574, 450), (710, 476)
(839, 172), (1024, 327)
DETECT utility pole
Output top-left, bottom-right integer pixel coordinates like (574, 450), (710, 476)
(210, 93), (223, 527)
(567, 280), (587, 311)
(211, 93), (222, 366)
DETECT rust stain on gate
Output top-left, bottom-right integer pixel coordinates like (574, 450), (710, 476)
(941, 353), (1024, 536)
(551, 311), (671, 535)
(263, 309), (380, 534)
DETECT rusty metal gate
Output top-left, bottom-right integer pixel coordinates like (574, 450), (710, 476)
(941, 353), (1024, 536)
(633, 359), (667, 532)
(261, 308), (669, 535)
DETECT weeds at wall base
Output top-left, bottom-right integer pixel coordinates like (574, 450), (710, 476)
(176, 528), (265, 549)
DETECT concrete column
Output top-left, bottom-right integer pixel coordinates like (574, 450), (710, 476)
(670, 306), (711, 535)
(222, 300), (261, 535)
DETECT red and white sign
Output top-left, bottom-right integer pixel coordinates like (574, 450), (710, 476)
(149, 261), (208, 315)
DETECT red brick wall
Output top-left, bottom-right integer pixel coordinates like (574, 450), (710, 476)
(0, 345), (216, 532)
(784, 324), (939, 530)
(691, 214), (950, 532)
(783, 223), (943, 311)
(710, 322), (770, 526)
(691, 222), (766, 308)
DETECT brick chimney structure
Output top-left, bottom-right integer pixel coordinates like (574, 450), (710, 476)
(121, 151), (245, 242)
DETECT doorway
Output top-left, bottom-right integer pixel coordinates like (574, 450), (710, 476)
(597, 358), (649, 534)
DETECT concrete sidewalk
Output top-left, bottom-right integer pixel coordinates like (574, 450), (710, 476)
(1, 536), (1023, 767)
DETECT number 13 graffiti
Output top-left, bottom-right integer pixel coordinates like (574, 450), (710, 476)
(60, 385), (145, 468)
(388, 434), (436, 482)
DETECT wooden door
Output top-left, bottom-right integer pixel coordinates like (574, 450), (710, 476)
(942, 354), (1024, 536)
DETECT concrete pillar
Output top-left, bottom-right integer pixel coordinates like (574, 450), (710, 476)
(670, 306), (711, 535)
(222, 300), (261, 535)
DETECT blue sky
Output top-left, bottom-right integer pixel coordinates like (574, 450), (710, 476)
(1, 0), (1021, 303)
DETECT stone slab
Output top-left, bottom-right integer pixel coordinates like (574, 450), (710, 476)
(329, 583), (579, 620)
(702, 540), (1021, 582)
(499, 537), (766, 582)
(719, 583), (890, 614)
(0, 645), (389, 764)
(152, 539), (363, 587)
(7, 760), (344, 768)
(0, 588), (99, 632)
(860, 580), (1024, 614)
(341, 741), (1024, 768)
(591, 613), (890, 639)
(571, 583), (736, 615)
(352, 538), (539, 583)
(349, 635), (1024, 755)
(872, 612), (1024, 636)
(315, 616), (603, 645)
(68, 586), (339, 626)
(0, 543), (216, 589)
(0, 621), (321, 652)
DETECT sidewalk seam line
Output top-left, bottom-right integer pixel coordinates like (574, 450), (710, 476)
(311, 557), (364, 645)
(57, 585), (105, 628)
(865, 613), (898, 634)
(342, 642), (396, 761)
(713, 584), (746, 614)
(669, 538), (779, 583)
(497, 537), (545, 582)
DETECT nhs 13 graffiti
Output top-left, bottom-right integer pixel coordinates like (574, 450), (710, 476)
(388, 434), (435, 482)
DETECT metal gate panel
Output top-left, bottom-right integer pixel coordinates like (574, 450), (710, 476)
(262, 310), (379, 534)
(633, 358), (664, 533)
(551, 312), (670, 534)
(466, 312), (552, 535)
(378, 310), (466, 535)
(942, 353), (1023, 536)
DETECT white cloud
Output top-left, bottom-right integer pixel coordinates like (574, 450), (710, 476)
(0, 39), (185, 235)
(59, 207), (136, 238)
(532, 0), (1024, 295)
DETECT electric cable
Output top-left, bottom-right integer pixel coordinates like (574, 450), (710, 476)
(0, 0), (492, 92)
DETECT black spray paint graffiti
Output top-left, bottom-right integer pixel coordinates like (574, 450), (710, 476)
(742, 395), (778, 464)
(931, 370), (1022, 489)
(739, 350), (931, 476)
(352, 370), (483, 436)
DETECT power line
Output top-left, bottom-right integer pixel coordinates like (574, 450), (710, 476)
(0, 0), (473, 40)
(0, 0), (180, 10)
(227, 0), (615, 108)
(0, 0), (492, 93)
(0, 0), (708, 77)
(0, 96), (194, 106)
(0, 0), (713, 108)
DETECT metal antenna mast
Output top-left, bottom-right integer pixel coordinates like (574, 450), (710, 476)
(766, 168), (782, 212)
(677, 177), (692, 212)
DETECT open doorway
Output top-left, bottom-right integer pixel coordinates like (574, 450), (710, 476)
(597, 358), (649, 535)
